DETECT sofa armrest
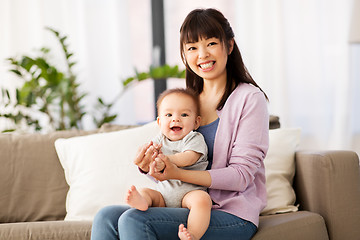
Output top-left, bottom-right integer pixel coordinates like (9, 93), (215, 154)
(294, 150), (360, 240)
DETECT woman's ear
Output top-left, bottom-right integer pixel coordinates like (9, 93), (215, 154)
(228, 38), (234, 55)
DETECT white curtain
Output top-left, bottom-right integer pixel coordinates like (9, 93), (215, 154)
(0, 0), (146, 129)
(235, 0), (358, 155)
(1, 0), (358, 156)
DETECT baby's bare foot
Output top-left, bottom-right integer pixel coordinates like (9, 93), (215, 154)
(178, 224), (196, 240)
(125, 185), (148, 211)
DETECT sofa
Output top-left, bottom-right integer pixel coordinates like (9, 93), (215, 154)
(0, 116), (359, 240)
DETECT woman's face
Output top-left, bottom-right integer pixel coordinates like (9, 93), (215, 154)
(183, 37), (230, 82)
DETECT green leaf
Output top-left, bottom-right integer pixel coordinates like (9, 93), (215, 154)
(123, 77), (135, 86)
(40, 47), (50, 54)
(78, 93), (87, 101)
(20, 56), (36, 72)
(69, 62), (76, 68)
(7, 57), (18, 65)
(136, 72), (150, 81)
(150, 66), (165, 79)
(9, 69), (22, 77)
(170, 65), (181, 77)
(121, 64), (185, 86)
(2, 129), (16, 133)
(97, 97), (104, 105)
(178, 70), (186, 78)
(60, 36), (67, 43)
(6, 89), (11, 99)
(103, 114), (117, 123)
(15, 89), (20, 102)
(25, 91), (34, 107)
(46, 27), (59, 37)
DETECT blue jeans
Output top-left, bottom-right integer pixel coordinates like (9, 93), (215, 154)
(91, 205), (257, 240)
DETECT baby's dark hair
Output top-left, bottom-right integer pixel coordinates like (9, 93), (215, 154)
(156, 88), (200, 116)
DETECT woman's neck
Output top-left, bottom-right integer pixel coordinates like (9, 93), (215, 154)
(202, 77), (226, 98)
(199, 80), (226, 126)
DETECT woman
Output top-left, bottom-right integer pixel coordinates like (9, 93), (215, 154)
(91, 8), (269, 240)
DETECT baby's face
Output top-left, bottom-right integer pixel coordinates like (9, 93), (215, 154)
(157, 93), (200, 141)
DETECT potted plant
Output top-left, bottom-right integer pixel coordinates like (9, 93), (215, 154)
(0, 28), (185, 133)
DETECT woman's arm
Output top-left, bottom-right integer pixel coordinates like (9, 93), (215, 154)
(208, 90), (269, 192)
(150, 154), (212, 187)
(154, 151), (201, 172)
(168, 151), (202, 167)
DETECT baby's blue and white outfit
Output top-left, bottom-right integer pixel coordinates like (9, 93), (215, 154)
(153, 131), (208, 208)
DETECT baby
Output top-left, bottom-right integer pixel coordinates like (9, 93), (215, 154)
(126, 88), (212, 240)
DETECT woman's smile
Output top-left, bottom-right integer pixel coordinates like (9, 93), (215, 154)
(199, 61), (215, 71)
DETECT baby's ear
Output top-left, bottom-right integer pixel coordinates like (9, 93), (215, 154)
(194, 116), (201, 130)
(156, 116), (160, 126)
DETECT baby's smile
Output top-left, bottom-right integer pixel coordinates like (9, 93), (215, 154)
(170, 126), (183, 132)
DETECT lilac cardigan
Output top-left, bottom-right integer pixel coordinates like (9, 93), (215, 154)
(208, 83), (269, 227)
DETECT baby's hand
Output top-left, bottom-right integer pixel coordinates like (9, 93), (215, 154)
(144, 143), (159, 157)
(153, 143), (162, 153)
(154, 157), (165, 172)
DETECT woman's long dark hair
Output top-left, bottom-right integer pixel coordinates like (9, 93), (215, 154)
(180, 8), (268, 110)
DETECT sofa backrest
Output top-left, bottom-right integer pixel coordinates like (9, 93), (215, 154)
(0, 129), (97, 223)
(0, 117), (280, 223)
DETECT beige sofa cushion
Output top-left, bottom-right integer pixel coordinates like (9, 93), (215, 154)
(0, 130), (97, 223)
(294, 151), (360, 240)
(254, 211), (328, 240)
(261, 128), (301, 215)
(0, 221), (92, 240)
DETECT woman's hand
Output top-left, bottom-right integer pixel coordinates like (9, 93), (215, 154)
(149, 154), (181, 181)
(134, 141), (160, 173)
(154, 158), (165, 172)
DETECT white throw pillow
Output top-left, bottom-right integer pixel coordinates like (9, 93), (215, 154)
(261, 128), (301, 215)
(55, 121), (159, 221)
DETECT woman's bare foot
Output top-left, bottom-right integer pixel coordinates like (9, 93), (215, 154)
(125, 185), (148, 211)
(178, 224), (197, 240)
